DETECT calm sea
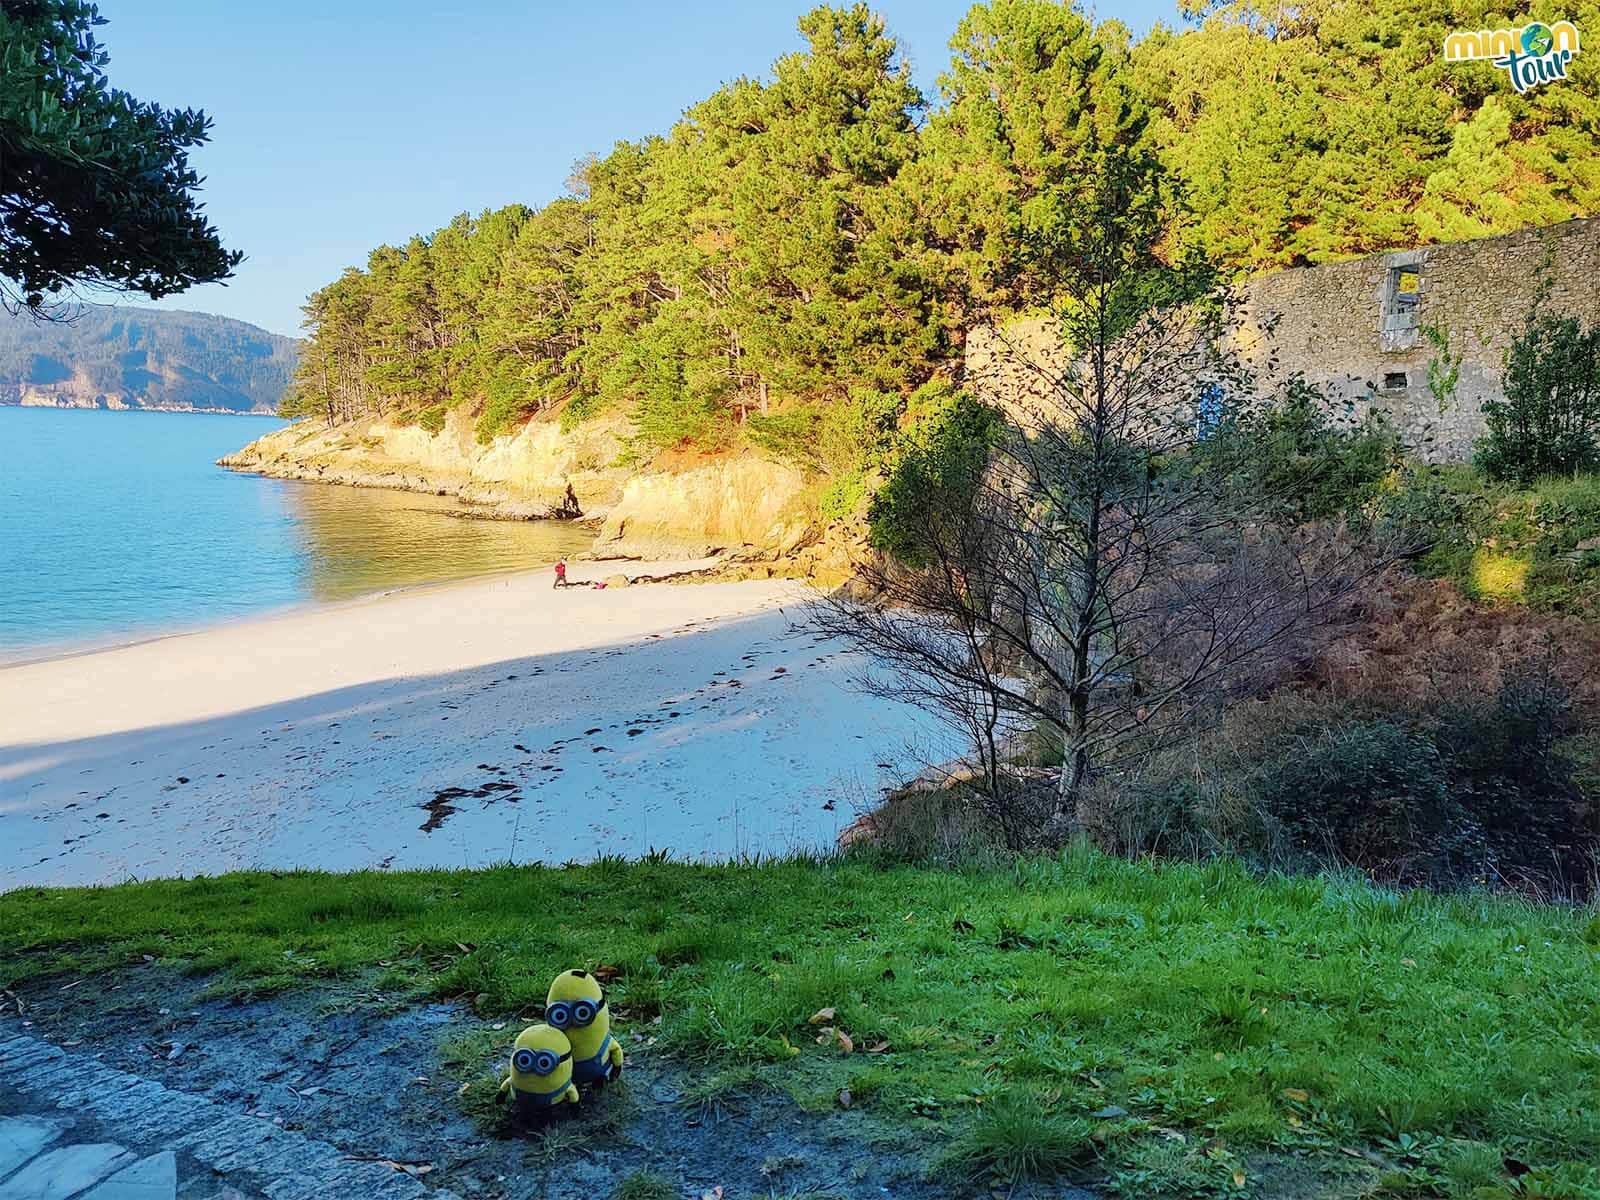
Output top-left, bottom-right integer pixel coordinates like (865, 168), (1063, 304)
(0, 407), (593, 658)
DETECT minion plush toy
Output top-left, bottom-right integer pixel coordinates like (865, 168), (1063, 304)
(497, 1023), (580, 1123)
(546, 969), (624, 1087)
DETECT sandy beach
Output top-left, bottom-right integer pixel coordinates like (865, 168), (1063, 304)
(0, 562), (954, 890)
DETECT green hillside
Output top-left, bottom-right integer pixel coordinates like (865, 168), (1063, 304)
(0, 305), (299, 413)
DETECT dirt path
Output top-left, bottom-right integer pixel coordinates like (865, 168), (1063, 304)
(1, 971), (1094, 1200)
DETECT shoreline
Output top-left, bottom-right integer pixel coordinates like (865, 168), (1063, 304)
(0, 554), (730, 721)
(0, 560), (954, 889)
(216, 454), (594, 524)
(0, 549), (624, 671)
(0, 399), (282, 416)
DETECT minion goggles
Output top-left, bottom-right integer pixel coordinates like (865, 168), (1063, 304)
(545, 993), (607, 1031)
(512, 1046), (572, 1077)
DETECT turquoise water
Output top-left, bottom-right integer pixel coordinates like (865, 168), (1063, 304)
(0, 407), (593, 656)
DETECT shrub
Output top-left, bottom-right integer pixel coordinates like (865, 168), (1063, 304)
(843, 784), (1007, 865)
(1212, 376), (1402, 522)
(1255, 719), (1473, 886)
(747, 389), (902, 522)
(416, 404), (447, 434)
(1530, 473), (1600, 555)
(1084, 666), (1597, 896)
(1432, 664), (1592, 893)
(473, 358), (552, 443)
(1383, 467), (1600, 612)
(817, 387), (901, 475)
(559, 389), (602, 433)
(1477, 312), (1600, 484)
(744, 407), (820, 465)
(1376, 464), (1490, 578)
(817, 467), (867, 522)
(869, 388), (1000, 566)
(1081, 772), (1231, 862)
(1258, 668), (1593, 893)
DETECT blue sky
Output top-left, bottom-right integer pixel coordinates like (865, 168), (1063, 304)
(95, 1), (1179, 337)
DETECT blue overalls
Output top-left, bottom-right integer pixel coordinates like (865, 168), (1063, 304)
(510, 1078), (572, 1114)
(572, 1033), (618, 1086)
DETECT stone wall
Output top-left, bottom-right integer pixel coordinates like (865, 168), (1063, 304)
(966, 218), (1600, 463)
(1234, 217), (1600, 460)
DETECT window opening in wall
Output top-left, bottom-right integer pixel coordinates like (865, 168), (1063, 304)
(1380, 259), (1423, 350)
(1391, 267), (1420, 313)
(1384, 372), (1408, 390)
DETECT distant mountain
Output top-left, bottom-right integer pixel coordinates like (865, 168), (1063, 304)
(0, 306), (300, 414)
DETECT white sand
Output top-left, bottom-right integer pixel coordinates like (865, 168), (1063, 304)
(0, 562), (955, 890)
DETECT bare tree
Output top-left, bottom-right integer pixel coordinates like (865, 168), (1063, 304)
(814, 155), (1407, 841)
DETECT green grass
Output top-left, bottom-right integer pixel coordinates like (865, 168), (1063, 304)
(936, 1093), (1096, 1183)
(1398, 465), (1600, 611)
(4, 848), (1600, 1195)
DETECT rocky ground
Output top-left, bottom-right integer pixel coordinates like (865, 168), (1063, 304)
(0, 971), (1097, 1200)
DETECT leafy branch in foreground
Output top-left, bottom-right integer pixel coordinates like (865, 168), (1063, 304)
(0, 0), (240, 312)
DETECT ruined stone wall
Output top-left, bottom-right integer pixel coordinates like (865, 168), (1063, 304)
(1234, 217), (1600, 461)
(965, 218), (1600, 463)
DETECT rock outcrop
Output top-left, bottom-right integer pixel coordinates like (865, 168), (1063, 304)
(220, 406), (629, 517)
(592, 457), (815, 560)
(220, 407), (832, 567)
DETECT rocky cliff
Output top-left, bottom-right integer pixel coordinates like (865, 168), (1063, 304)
(222, 407), (626, 514)
(220, 407), (835, 570)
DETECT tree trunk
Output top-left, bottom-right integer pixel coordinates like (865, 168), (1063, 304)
(1058, 687), (1091, 829)
(1058, 478), (1103, 830)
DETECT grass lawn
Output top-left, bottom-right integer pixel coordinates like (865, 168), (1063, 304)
(3, 848), (1599, 1198)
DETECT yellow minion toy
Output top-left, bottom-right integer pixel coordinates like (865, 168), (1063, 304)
(546, 968), (624, 1087)
(497, 1023), (580, 1121)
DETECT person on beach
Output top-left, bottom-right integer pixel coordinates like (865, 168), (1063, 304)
(553, 559), (568, 589)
